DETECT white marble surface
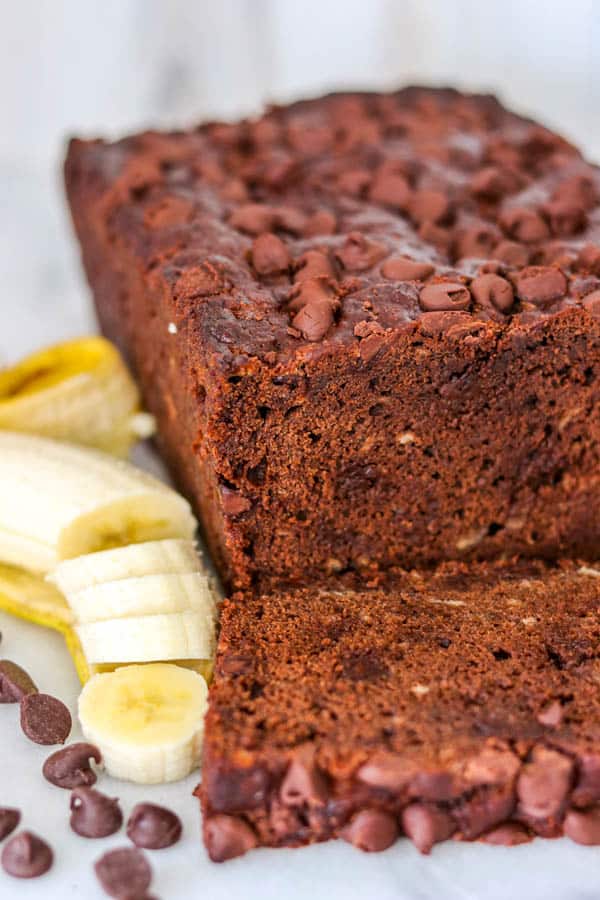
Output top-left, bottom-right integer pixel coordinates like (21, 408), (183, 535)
(2, 3), (600, 896)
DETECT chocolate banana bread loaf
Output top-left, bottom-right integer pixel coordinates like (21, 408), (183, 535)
(200, 561), (600, 860)
(65, 87), (600, 591)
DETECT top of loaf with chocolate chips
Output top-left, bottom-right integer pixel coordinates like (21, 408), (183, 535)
(65, 86), (600, 374)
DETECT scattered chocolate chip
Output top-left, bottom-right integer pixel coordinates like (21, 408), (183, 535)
(337, 168), (371, 196)
(334, 232), (387, 272)
(563, 806), (600, 846)
(341, 809), (399, 852)
(126, 803), (182, 849)
(20, 692), (71, 745)
(368, 172), (412, 210)
(95, 847), (152, 898)
(250, 233), (290, 275)
(0, 808), (20, 841)
(552, 174), (598, 210)
(1, 831), (53, 878)
(499, 207), (550, 243)
(410, 189), (451, 225)
(576, 244), (600, 275)
(381, 257), (434, 281)
(572, 755), (600, 807)
(294, 249), (336, 282)
(204, 814), (258, 862)
(357, 755), (411, 791)
(220, 487), (252, 517)
(480, 822), (532, 846)
(455, 225), (498, 260)
(470, 273), (514, 313)
(401, 803), (455, 854)
(303, 210), (337, 236)
(70, 787), (123, 838)
(517, 746), (573, 820)
(43, 742), (101, 789)
(470, 166), (518, 201)
(0, 660), (37, 703)
(515, 266), (567, 305)
(419, 282), (471, 312)
(280, 752), (328, 807)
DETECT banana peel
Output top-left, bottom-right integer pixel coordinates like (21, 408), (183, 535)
(0, 564), (213, 685)
(0, 336), (154, 456)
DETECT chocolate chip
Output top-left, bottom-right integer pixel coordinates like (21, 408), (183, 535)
(517, 746), (573, 820)
(126, 803), (182, 849)
(0, 660), (37, 702)
(0, 808), (20, 841)
(470, 166), (518, 201)
(337, 168), (372, 196)
(583, 290), (600, 317)
(341, 809), (399, 852)
(221, 487), (252, 517)
(368, 172), (412, 210)
(20, 693), (71, 745)
(95, 847), (152, 898)
(454, 225), (498, 260)
(204, 814), (257, 862)
(419, 282), (471, 312)
(515, 266), (567, 305)
(280, 752), (328, 807)
(499, 207), (550, 243)
(334, 232), (387, 272)
(572, 755), (600, 808)
(480, 822), (532, 846)
(492, 240), (530, 268)
(563, 806), (600, 846)
(70, 787), (123, 838)
(357, 755), (413, 792)
(410, 189), (450, 225)
(303, 210), (337, 236)
(250, 233), (290, 276)
(294, 249), (336, 283)
(401, 803), (455, 854)
(552, 174), (598, 210)
(543, 200), (586, 237)
(536, 700), (563, 728)
(576, 244), (600, 275)
(381, 257), (434, 281)
(272, 205), (307, 236)
(292, 299), (336, 341)
(229, 203), (274, 235)
(1, 832), (53, 878)
(470, 273), (514, 313)
(43, 742), (102, 789)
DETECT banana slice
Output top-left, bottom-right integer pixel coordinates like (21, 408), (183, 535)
(0, 432), (196, 573)
(66, 573), (217, 623)
(0, 337), (153, 456)
(49, 539), (203, 595)
(78, 663), (208, 783)
(76, 610), (215, 664)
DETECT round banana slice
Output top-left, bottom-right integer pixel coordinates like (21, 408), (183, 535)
(78, 663), (208, 783)
(0, 336), (153, 456)
(0, 432), (196, 573)
(75, 610), (215, 664)
(49, 539), (203, 595)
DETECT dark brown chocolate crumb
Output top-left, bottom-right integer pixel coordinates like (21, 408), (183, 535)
(1, 831), (53, 878)
(0, 808), (20, 841)
(94, 847), (152, 898)
(20, 692), (71, 745)
(0, 661), (37, 703)
(126, 803), (182, 849)
(43, 742), (102, 789)
(70, 787), (123, 838)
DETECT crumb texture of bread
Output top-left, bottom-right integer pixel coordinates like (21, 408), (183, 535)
(200, 562), (600, 858)
(65, 87), (600, 591)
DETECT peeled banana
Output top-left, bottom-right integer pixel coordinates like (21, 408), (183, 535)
(78, 663), (208, 783)
(0, 337), (153, 456)
(0, 432), (196, 573)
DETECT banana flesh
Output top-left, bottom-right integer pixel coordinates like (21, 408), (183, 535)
(0, 337), (154, 456)
(78, 663), (208, 783)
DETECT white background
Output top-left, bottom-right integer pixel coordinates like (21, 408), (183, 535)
(1, 2), (600, 897)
